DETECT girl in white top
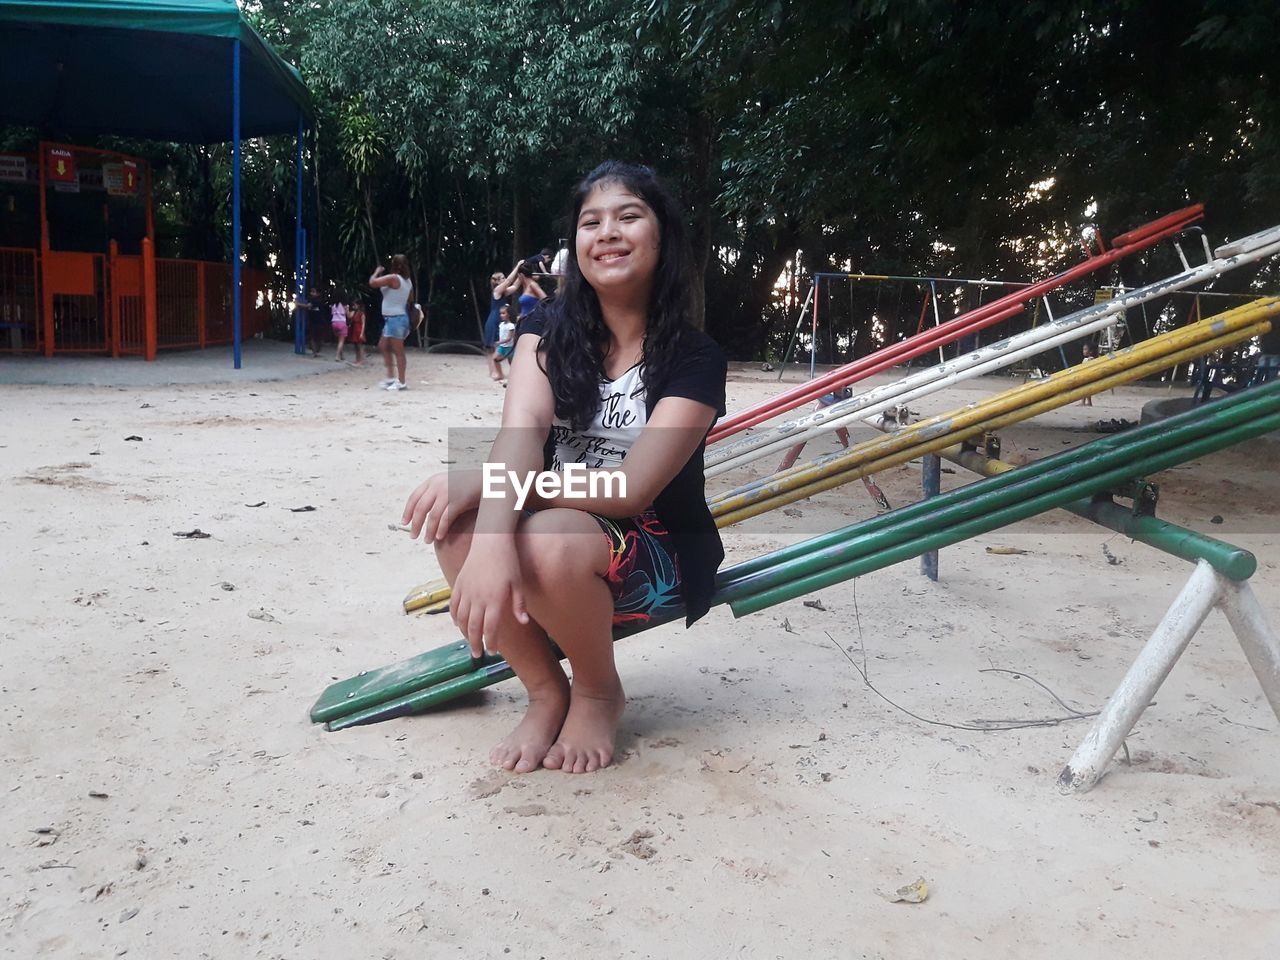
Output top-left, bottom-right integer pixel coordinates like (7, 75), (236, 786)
(370, 253), (414, 391)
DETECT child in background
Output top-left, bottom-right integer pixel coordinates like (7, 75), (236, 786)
(331, 295), (349, 362)
(347, 298), (367, 366)
(493, 304), (517, 382)
(1079, 342), (1096, 406)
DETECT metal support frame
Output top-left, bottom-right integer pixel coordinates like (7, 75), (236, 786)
(777, 286), (814, 379)
(294, 110), (306, 355)
(1058, 559), (1280, 793)
(1039, 297), (1071, 371)
(810, 276), (819, 379)
(928, 279), (944, 364)
(231, 39), (242, 370)
(920, 453), (940, 580)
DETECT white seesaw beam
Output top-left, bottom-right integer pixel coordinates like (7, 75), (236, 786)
(707, 223), (1280, 479)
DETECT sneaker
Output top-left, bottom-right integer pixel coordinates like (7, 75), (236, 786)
(386, 380), (407, 391)
(379, 377), (396, 387)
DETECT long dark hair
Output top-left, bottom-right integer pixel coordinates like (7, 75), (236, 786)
(540, 161), (696, 431)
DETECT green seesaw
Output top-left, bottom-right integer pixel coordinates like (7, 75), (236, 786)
(311, 379), (1280, 732)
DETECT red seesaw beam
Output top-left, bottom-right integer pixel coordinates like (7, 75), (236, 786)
(708, 204), (1205, 445)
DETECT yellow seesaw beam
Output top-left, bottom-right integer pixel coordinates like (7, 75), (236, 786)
(402, 297), (1277, 612)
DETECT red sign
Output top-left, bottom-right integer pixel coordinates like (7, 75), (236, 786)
(46, 146), (76, 183)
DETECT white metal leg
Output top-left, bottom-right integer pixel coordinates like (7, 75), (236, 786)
(1058, 560), (1223, 793)
(1218, 578), (1280, 723)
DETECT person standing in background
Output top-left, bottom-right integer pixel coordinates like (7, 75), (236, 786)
(486, 267), (521, 381)
(549, 240), (569, 277)
(1080, 341), (1096, 406)
(515, 261), (548, 319)
(372, 254), (414, 391)
(331, 292), (349, 363)
(304, 286), (327, 358)
(347, 297), (367, 367)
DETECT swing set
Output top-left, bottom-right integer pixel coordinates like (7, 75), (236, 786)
(777, 271), (1033, 378)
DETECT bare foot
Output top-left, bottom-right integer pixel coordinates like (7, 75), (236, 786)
(490, 689), (569, 774)
(542, 682), (625, 773)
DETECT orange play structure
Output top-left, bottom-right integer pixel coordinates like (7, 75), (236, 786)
(0, 141), (269, 360)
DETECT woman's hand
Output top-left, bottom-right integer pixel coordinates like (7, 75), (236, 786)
(401, 469), (483, 543)
(450, 539), (529, 657)
(373, 265), (385, 277)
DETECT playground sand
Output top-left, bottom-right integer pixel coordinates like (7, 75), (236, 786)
(3, 357), (1278, 958)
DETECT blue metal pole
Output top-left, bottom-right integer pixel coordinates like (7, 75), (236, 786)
(295, 109), (305, 355)
(232, 39), (243, 369)
(297, 228), (308, 353)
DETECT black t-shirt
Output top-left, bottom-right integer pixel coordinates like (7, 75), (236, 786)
(517, 307), (727, 625)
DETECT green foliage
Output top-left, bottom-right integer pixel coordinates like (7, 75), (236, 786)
(9, 0), (1277, 355)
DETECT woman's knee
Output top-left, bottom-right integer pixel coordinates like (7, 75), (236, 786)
(433, 509), (478, 579)
(515, 510), (608, 587)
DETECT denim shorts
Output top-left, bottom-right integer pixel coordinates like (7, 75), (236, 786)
(382, 314), (409, 340)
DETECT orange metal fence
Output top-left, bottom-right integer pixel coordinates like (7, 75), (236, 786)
(111, 248), (146, 356)
(0, 247), (40, 353)
(156, 258), (201, 348)
(183, 261), (269, 346)
(0, 246), (271, 358)
(44, 251), (107, 353)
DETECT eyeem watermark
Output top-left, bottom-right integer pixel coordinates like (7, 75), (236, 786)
(483, 462), (627, 510)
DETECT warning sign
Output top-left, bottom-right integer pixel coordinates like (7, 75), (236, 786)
(103, 163), (123, 195)
(0, 154), (27, 183)
(103, 160), (140, 196)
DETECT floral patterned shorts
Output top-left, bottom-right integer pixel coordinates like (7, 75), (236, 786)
(591, 510), (682, 627)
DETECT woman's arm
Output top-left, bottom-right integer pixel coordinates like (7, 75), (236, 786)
(525, 277), (549, 302)
(403, 331), (552, 541)
(522, 396), (716, 517)
(478, 331), (555, 520)
(493, 263), (522, 298)
(368, 265), (401, 289)
(447, 331), (555, 651)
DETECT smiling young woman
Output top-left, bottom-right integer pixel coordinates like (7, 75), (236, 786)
(575, 188), (661, 302)
(401, 161), (727, 775)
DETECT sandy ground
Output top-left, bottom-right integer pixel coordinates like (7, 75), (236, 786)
(2, 353), (1279, 959)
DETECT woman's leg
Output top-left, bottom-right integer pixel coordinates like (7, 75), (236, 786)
(514, 509), (621, 773)
(379, 336), (394, 380)
(436, 511), (571, 773)
(335, 333), (346, 361)
(393, 340), (407, 384)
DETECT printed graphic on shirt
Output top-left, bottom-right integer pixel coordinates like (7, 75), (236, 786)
(551, 364), (646, 470)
